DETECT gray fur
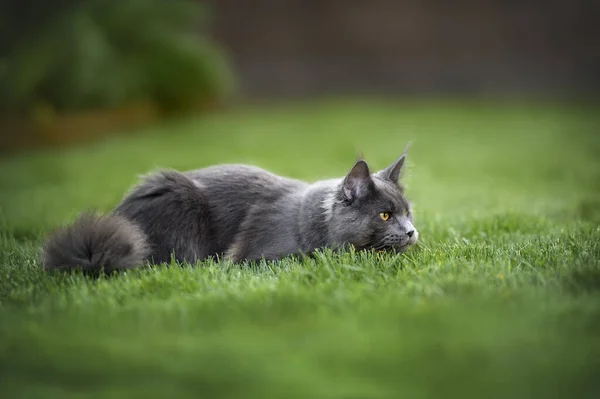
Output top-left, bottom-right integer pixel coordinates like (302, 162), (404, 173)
(43, 212), (150, 273)
(42, 148), (418, 273)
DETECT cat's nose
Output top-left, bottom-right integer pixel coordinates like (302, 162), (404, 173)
(406, 230), (415, 238)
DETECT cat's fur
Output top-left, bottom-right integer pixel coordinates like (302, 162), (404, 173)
(43, 146), (418, 273)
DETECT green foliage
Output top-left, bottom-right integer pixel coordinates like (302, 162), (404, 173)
(0, 0), (234, 114)
(1, 100), (599, 398)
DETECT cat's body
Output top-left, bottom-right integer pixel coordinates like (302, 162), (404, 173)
(118, 164), (315, 263)
(43, 147), (418, 273)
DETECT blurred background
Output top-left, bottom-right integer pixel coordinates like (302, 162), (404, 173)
(1, 4), (599, 396)
(0, 0), (598, 154)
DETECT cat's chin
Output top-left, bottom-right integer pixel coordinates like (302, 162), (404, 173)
(375, 244), (413, 254)
(394, 245), (412, 253)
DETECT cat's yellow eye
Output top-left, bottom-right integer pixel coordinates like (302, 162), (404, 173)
(379, 212), (390, 221)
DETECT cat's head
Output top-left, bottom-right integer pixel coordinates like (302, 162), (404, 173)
(327, 145), (418, 253)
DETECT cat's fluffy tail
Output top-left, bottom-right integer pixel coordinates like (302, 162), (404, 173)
(43, 212), (150, 274)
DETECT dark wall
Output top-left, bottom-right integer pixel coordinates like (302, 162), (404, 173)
(205, 0), (600, 98)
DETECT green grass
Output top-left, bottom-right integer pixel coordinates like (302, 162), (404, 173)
(1, 99), (599, 399)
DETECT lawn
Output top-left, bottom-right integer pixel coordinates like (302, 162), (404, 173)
(0, 99), (599, 399)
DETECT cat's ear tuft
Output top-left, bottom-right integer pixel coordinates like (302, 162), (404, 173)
(377, 142), (411, 184)
(342, 160), (371, 201)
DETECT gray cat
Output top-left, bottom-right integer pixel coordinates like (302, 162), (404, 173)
(43, 145), (418, 273)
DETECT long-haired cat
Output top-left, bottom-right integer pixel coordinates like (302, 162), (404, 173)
(43, 145), (418, 273)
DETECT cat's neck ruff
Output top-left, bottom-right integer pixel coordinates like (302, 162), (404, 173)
(307, 178), (342, 222)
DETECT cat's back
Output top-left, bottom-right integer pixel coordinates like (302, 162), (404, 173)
(185, 164), (308, 202)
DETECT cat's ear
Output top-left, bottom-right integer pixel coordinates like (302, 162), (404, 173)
(342, 160), (372, 201)
(377, 143), (411, 184)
